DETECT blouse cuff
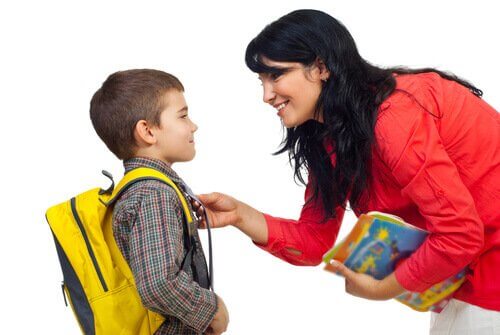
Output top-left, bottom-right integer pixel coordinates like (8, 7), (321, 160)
(252, 213), (285, 253)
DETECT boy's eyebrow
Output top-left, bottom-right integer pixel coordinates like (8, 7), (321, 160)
(177, 106), (188, 113)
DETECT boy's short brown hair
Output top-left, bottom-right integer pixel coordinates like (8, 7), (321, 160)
(90, 69), (184, 159)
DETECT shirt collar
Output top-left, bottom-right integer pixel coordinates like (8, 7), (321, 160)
(123, 157), (184, 185)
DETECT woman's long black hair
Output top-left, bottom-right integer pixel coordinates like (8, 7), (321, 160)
(245, 9), (482, 220)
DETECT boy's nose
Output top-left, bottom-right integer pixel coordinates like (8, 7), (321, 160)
(191, 121), (198, 132)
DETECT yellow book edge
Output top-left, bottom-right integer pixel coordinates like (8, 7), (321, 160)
(397, 277), (466, 312)
(322, 214), (373, 264)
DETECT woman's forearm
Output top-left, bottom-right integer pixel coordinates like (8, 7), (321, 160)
(234, 201), (268, 245)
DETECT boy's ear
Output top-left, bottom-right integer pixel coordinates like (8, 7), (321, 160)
(133, 120), (157, 146)
(315, 57), (330, 82)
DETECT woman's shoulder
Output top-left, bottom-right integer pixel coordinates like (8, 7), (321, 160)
(373, 103), (420, 170)
(376, 72), (449, 125)
(380, 72), (443, 108)
(394, 71), (443, 88)
(373, 73), (445, 168)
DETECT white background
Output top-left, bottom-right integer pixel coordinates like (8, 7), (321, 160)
(1, 0), (498, 334)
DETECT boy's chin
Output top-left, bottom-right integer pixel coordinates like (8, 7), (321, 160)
(172, 153), (196, 164)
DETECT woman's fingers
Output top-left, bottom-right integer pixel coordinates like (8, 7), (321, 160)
(195, 192), (241, 228)
(190, 198), (207, 228)
(193, 201), (205, 217)
(197, 207), (205, 218)
(326, 260), (386, 299)
(198, 218), (207, 229)
(326, 260), (353, 279)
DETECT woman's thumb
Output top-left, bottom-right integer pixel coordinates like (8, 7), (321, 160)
(328, 260), (354, 279)
(197, 193), (217, 204)
(197, 193), (213, 204)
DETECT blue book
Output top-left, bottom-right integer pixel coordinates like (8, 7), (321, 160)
(323, 212), (465, 312)
(343, 217), (427, 280)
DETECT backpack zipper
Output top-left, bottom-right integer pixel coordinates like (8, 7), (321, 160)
(70, 197), (109, 292)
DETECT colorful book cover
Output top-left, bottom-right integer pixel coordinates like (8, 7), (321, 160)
(323, 212), (465, 313)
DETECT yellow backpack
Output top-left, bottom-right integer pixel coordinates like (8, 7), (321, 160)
(45, 167), (199, 335)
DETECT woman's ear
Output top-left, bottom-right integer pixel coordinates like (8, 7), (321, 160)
(315, 58), (330, 82)
(133, 120), (157, 146)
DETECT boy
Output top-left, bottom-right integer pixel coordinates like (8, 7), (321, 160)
(89, 69), (229, 335)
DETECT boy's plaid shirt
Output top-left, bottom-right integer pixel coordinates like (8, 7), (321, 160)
(113, 157), (217, 334)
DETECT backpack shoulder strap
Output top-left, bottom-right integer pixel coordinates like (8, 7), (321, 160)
(99, 167), (212, 289)
(100, 167), (193, 225)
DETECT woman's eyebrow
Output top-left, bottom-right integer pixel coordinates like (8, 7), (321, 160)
(258, 67), (291, 80)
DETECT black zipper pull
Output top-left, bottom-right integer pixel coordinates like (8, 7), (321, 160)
(61, 282), (68, 306)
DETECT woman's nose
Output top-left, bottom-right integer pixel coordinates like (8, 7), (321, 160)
(262, 82), (276, 104)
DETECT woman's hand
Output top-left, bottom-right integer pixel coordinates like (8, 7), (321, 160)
(325, 260), (405, 301)
(195, 192), (268, 245)
(194, 193), (241, 228)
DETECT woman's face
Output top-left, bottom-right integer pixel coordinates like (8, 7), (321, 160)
(258, 57), (328, 128)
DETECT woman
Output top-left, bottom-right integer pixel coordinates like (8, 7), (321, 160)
(197, 9), (499, 334)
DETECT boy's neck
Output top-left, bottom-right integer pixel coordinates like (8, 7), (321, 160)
(124, 156), (180, 181)
(131, 149), (173, 167)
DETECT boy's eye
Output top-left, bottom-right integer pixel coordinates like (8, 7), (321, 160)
(181, 114), (188, 119)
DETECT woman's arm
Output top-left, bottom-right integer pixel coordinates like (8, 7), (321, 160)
(198, 190), (405, 300)
(196, 192), (268, 245)
(198, 178), (345, 266)
(374, 83), (486, 293)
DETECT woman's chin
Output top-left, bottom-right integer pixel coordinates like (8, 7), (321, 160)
(282, 121), (296, 128)
(282, 119), (306, 128)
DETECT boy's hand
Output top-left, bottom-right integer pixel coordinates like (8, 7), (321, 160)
(205, 295), (229, 335)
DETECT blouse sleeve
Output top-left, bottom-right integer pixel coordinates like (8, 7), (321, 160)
(375, 92), (485, 292)
(255, 177), (345, 266)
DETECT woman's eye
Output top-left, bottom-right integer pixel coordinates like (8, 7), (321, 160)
(181, 114), (188, 119)
(270, 73), (281, 80)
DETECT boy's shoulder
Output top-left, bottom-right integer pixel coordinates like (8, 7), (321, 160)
(114, 178), (183, 217)
(114, 157), (190, 222)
